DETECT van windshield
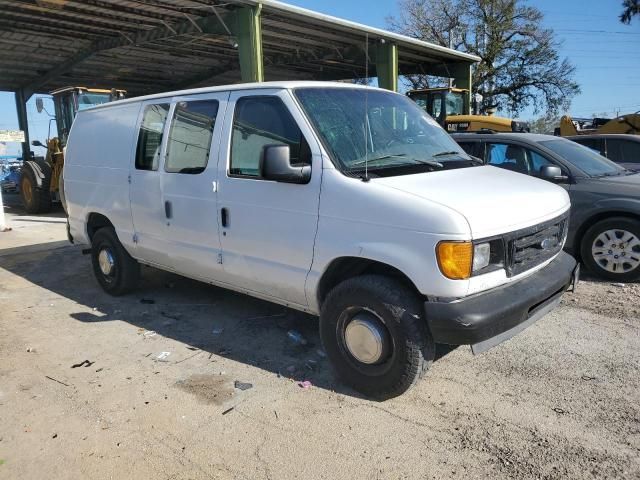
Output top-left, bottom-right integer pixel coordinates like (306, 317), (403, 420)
(294, 87), (474, 177)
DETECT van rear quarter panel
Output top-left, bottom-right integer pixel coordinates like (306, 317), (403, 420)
(65, 102), (141, 246)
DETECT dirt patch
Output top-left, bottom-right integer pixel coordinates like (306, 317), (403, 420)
(176, 374), (235, 405)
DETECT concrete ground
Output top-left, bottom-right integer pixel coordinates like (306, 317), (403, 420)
(0, 192), (639, 480)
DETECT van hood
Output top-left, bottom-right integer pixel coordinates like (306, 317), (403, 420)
(372, 165), (570, 238)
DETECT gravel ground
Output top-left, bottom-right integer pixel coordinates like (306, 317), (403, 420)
(0, 194), (638, 480)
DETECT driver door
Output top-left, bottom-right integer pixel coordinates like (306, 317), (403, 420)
(215, 89), (322, 307)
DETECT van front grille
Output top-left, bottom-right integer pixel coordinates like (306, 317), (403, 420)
(505, 214), (568, 277)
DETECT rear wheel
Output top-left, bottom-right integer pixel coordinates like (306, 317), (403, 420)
(91, 227), (140, 295)
(19, 161), (52, 214)
(320, 275), (434, 399)
(581, 217), (640, 282)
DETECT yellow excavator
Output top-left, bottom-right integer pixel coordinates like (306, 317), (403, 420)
(20, 86), (126, 213)
(407, 87), (530, 133)
(556, 113), (640, 137)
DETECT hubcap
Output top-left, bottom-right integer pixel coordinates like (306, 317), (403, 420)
(591, 229), (640, 274)
(344, 311), (388, 364)
(98, 248), (115, 276)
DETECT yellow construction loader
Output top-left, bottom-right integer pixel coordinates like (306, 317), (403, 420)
(556, 113), (640, 137)
(407, 87), (530, 133)
(20, 87), (126, 213)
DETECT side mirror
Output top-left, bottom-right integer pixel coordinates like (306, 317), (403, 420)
(261, 145), (311, 184)
(35, 97), (44, 114)
(540, 165), (568, 182)
(31, 139), (45, 148)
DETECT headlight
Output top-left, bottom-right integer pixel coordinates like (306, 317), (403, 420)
(437, 240), (504, 280)
(473, 242), (491, 271)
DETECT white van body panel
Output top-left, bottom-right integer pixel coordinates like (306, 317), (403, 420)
(65, 81), (571, 316)
(65, 101), (141, 246)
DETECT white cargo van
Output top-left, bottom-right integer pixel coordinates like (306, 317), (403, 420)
(64, 82), (578, 399)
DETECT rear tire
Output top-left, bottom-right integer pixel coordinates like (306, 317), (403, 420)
(20, 161), (52, 214)
(320, 275), (434, 400)
(91, 227), (140, 295)
(580, 217), (640, 282)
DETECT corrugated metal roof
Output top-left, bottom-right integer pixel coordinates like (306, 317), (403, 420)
(0, 0), (479, 97)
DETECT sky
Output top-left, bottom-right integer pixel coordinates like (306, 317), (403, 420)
(1, 0), (638, 156)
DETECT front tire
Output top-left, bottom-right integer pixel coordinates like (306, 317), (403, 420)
(91, 227), (140, 295)
(320, 275), (435, 400)
(581, 217), (640, 282)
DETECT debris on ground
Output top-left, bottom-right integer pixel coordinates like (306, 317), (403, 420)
(156, 352), (171, 362)
(45, 375), (70, 387)
(287, 330), (307, 345)
(142, 330), (157, 338)
(26, 347), (36, 353)
(222, 407), (234, 415)
(234, 381), (253, 391)
(611, 283), (626, 288)
(297, 380), (312, 389)
(71, 360), (95, 368)
(553, 407), (567, 414)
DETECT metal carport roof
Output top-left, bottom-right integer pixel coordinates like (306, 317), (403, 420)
(0, 0), (479, 98)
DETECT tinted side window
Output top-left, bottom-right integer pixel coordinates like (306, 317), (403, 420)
(165, 100), (219, 174)
(458, 141), (482, 158)
(487, 143), (529, 174)
(136, 104), (170, 171)
(230, 96), (309, 177)
(607, 139), (640, 164)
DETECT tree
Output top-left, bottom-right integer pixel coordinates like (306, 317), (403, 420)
(621, 0), (640, 23)
(528, 114), (561, 134)
(387, 0), (580, 116)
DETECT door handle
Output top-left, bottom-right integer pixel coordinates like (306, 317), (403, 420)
(165, 201), (172, 219)
(221, 207), (229, 228)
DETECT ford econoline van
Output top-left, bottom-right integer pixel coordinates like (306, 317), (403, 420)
(64, 82), (578, 399)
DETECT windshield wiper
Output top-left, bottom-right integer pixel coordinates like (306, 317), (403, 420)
(351, 153), (406, 166)
(432, 150), (462, 158)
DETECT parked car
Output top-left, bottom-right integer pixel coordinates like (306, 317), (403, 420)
(454, 132), (640, 282)
(64, 82), (577, 399)
(565, 134), (640, 171)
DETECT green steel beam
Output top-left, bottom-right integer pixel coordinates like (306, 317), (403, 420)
(235, 5), (264, 83)
(450, 63), (473, 115)
(375, 42), (398, 92)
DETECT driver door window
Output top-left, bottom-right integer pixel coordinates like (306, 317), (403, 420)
(230, 96), (310, 178)
(486, 143), (556, 177)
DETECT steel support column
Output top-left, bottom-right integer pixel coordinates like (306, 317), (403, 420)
(376, 42), (398, 92)
(451, 63), (473, 115)
(14, 89), (30, 161)
(235, 5), (264, 83)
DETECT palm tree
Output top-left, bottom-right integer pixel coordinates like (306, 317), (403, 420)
(621, 0), (640, 24)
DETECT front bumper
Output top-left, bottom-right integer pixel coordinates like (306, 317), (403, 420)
(425, 251), (578, 354)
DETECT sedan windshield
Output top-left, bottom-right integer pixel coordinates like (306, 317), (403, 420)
(540, 139), (626, 177)
(294, 87), (472, 176)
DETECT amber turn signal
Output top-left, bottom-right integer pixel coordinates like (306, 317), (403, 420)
(436, 241), (473, 280)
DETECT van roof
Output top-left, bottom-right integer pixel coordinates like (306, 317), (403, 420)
(87, 81), (388, 111)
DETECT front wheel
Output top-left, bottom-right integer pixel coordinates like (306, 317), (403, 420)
(91, 227), (140, 295)
(581, 217), (640, 282)
(320, 275), (435, 400)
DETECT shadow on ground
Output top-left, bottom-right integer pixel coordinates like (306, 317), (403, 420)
(0, 241), (459, 399)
